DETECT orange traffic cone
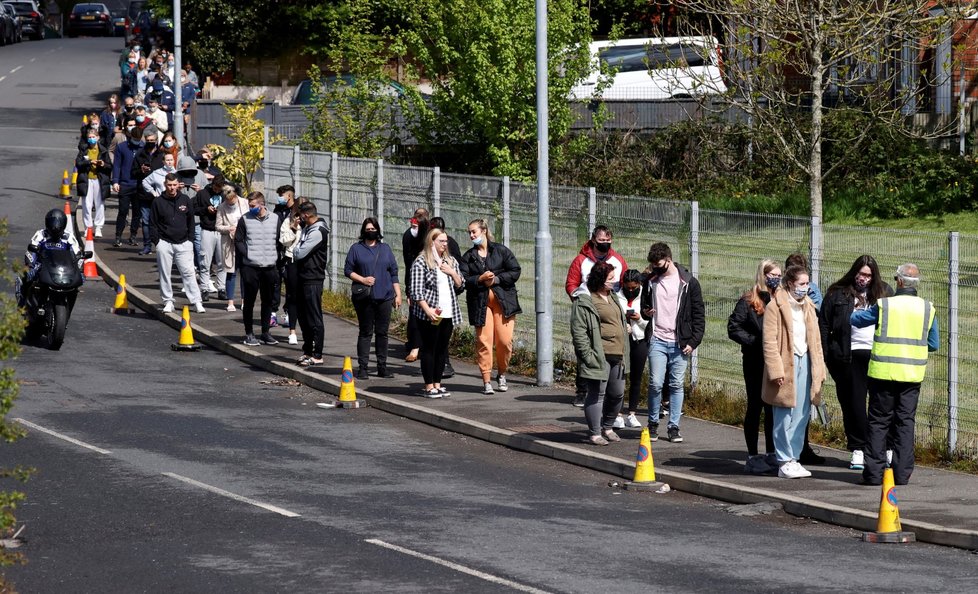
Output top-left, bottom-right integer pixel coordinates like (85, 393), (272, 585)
(170, 306), (202, 351)
(63, 200), (76, 240)
(110, 274), (134, 314)
(333, 356), (366, 409)
(623, 427), (664, 491)
(59, 169), (71, 198)
(862, 467), (915, 543)
(82, 227), (98, 279)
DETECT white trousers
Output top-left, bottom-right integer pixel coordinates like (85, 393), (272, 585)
(82, 178), (105, 229)
(198, 228), (226, 292)
(156, 239), (201, 305)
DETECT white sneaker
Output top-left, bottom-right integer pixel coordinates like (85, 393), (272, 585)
(612, 415), (625, 429)
(886, 449), (893, 465)
(496, 374), (508, 392)
(483, 382), (494, 395)
(850, 450), (865, 470)
(194, 302), (206, 314)
(778, 460), (812, 479)
(95, 226), (103, 238)
(162, 302), (174, 313)
(288, 333), (298, 345)
(625, 413), (642, 428)
(226, 303), (236, 312)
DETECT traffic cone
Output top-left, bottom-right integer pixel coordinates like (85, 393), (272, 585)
(862, 467), (915, 543)
(71, 166), (78, 186)
(110, 274), (134, 314)
(333, 356), (366, 409)
(170, 306), (202, 352)
(623, 427), (664, 491)
(63, 200), (76, 240)
(59, 169), (71, 198)
(82, 227), (99, 279)
(82, 114), (88, 125)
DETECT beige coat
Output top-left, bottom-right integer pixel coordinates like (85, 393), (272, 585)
(761, 290), (825, 407)
(215, 197), (249, 270)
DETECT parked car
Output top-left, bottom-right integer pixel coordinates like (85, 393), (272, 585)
(569, 36), (727, 101)
(5, 0), (43, 41)
(110, 9), (126, 36)
(290, 75), (409, 105)
(124, 0), (145, 43)
(66, 2), (112, 38)
(2, 3), (24, 43)
(0, 2), (16, 45)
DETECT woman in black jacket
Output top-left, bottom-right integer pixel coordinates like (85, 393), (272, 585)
(818, 254), (893, 470)
(728, 258), (780, 473)
(460, 219), (521, 395)
(75, 126), (113, 238)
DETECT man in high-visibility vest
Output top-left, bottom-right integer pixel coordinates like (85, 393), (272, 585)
(851, 263), (938, 486)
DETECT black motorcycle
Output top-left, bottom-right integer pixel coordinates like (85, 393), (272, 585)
(23, 244), (90, 351)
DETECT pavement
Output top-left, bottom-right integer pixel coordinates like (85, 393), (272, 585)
(82, 202), (978, 550)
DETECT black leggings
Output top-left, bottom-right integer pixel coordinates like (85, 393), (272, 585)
(626, 337), (649, 413)
(282, 261), (300, 330)
(743, 354), (774, 456)
(418, 317), (453, 385)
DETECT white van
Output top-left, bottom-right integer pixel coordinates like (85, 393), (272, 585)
(569, 37), (727, 101)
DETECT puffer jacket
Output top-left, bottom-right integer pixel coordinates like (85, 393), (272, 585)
(459, 241), (522, 327)
(570, 292), (631, 380)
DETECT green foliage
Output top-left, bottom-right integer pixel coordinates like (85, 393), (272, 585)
(214, 98), (282, 193)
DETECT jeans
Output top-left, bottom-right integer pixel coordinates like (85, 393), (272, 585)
(197, 228), (226, 292)
(239, 265), (277, 335)
(773, 352), (812, 464)
(647, 339), (688, 428)
(225, 271), (238, 300)
(584, 358), (625, 435)
(353, 298), (394, 371)
(139, 203), (152, 248)
(156, 239), (201, 305)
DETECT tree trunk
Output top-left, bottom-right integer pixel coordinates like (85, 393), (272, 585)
(809, 23), (824, 223)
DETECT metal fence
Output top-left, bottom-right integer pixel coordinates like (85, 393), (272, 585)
(264, 140), (978, 456)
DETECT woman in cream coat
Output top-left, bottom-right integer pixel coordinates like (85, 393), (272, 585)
(762, 264), (826, 479)
(215, 185), (249, 312)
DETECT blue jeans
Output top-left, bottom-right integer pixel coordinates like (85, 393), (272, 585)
(139, 204), (152, 248)
(773, 352), (812, 464)
(647, 339), (688, 428)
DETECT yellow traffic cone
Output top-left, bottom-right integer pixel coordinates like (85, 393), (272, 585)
(71, 166), (78, 186)
(82, 114), (88, 125)
(334, 356), (366, 408)
(623, 427), (663, 491)
(862, 467), (915, 543)
(110, 274), (134, 314)
(59, 169), (71, 198)
(171, 306), (202, 351)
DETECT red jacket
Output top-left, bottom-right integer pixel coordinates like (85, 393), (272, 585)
(564, 241), (628, 299)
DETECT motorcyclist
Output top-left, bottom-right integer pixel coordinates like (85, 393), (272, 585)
(17, 209), (84, 307)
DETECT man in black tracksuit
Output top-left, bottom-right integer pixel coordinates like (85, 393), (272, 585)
(149, 174), (204, 313)
(293, 201), (329, 366)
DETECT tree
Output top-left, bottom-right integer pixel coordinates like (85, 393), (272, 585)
(214, 98), (282, 193)
(392, 0), (594, 178)
(673, 0), (975, 221)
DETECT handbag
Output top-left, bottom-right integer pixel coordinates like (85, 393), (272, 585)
(351, 245), (382, 302)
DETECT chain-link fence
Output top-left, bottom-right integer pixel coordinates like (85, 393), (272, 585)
(264, 140), (978, 456)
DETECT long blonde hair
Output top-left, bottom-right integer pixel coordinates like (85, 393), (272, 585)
(422, 228), (455, 270)
(745, 258), (779, 314)
(468, 218), (494, 243)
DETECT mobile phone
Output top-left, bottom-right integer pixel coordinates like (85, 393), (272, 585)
(626, 309), (635, 316)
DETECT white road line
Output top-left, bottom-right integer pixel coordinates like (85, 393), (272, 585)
(30, 58), (36, 63)
(14, 418), (112, 454)
(0, 76), (5, 83)
(365, 539), (552, 594)
(10, 66), (22, 73)
(161, 473), (301, 518)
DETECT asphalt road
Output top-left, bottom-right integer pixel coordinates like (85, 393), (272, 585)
(2, 37), (978, 594)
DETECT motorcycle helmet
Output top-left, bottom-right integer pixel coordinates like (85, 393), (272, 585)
(45, 209), (68, 238)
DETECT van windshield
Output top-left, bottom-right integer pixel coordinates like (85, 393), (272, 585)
(598, 43), (708, 73)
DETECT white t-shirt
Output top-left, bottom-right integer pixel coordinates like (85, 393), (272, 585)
(851, 298), (875, 350)
(435, 257), (453, 317)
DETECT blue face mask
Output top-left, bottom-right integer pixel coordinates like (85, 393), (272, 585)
(249, 206), (261, 216)
(472, 236), (484, 246)
(86, 137), (98, 146)
(277, 196), (288, 206)
(136, 115), (146, 123)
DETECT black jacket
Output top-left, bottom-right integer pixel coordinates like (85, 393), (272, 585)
(459, 241), (521, 326)
(819, 281), (894, 364)
(74, 143), (112, 200)
(132, 147), (166, 202)
(640, 263), (706, 350)
(727, 292), (771, 358)
(192, 185), (223, 232)
(150, 192), (195, 245)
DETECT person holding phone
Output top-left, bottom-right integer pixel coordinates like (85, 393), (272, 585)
(613, 269), (649, 429)
(76, 127), (112, 238)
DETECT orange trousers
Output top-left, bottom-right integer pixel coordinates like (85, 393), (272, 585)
(476, 290), (516, 382)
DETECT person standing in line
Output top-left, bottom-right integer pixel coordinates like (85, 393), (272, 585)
(401, 208), (430, 363)
(131, 129), (164, 255)
(75, 127), (112, 238)
(728, 259), (780, 474)
(235, 192), (281, 347)
(819, 255), (894, 470)
(851, 263), (938, 486)
(293, 201), (330, 367)
(409, 228), (464, 398)
(571, 261), (630, 446)
(215, 186), (249, 312)
(149, 174), (205, 314)
(613, 269), (649, 430)
(641, 242), (705, 443)
(278, 197), (307, 346)
(565, 225), (629, 407)
(345, 217), (402, 380)
(427, 216), (462, 379)
(460, 219), (521, 395)
(269, 184), (297, 329)
(762, 265), (826, 479)
(111, 125), (143, 247)
(193, 174), (228, 301)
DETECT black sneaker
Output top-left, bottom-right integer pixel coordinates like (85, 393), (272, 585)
(113, 238), (123, 247)
(667, 426), (683, 443)
(648, 423), (659, 442)
(800, 447), (826, 466)
(200, 291), (210, 302)
(258, 332), (279, 345)
(217, 289), (227, 301)
(243, 334), (260, 347)
(126, 236), (137, 246)
(376, 367), (394, 379)
(442, 362), (455, 378)
(357, 368), (369, 380)
(573, 393), (585, 408)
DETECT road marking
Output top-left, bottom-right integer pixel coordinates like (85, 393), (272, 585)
(14, 418), (112, 454)
(10, 66), (22, 74)
(365, 539), (552, 594)
(0, 76), (5, 83)
(162, 473), (301, 518)
(30, 58), (36, 63)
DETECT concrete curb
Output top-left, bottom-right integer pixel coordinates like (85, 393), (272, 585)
(92, 251), (978, 550)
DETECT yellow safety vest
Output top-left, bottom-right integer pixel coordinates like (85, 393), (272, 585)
(868, 295), (935, 383)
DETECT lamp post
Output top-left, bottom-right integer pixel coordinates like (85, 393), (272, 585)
(173, 0), (184, 154)
(535, 0), (553, 386)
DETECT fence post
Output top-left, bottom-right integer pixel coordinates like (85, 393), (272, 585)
(292, 144), (301, 198)
(330, 152), (339, 293)
(588, 187), (596, 232)
(810, 216), (822, 288)
(690, 201), (700, 388)
(432, 166), (441, 216)
(502, 176), (511, 246)
(948, 232), (960, 454)
(376, 158), (385, 237)
(263, 125), (269, 191)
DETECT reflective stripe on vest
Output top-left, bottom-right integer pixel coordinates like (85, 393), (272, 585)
(868, 295), (934, 383)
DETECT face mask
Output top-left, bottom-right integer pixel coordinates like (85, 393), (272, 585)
(622, 287), (640, 300)
(409, 226), (418, 238)
(163, 165), (175, 172)
(472, 236), (484, 246)
(277, 196), (288, 206)
(364, 231), (380, 241)
(854, 277), (870, 290)
(650, 266), (667, 277)
(126, 125), (135, 133)
(144, 141), (156, 150)
(148, 106), (157, 113)
(86, 137), (98, 146)
(792, 286), (809, 300)
(163, 140), (174, 148)
(198, 159), (210, 169)
(249, 206), (261, 216)
(765, 277), (781, 291)
(124, 105), (134, 113)
(603, 280), (615, 292)
(136, 115), (146, 123)
(593, 241), (611, 255)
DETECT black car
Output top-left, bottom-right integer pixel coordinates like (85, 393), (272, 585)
(0, 2), (16, 45)
(66, 2), (112, 38)
(5, 0), (43, 41)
